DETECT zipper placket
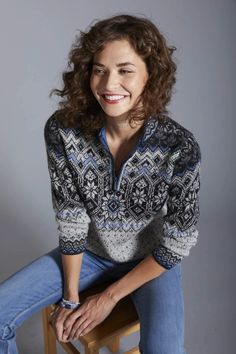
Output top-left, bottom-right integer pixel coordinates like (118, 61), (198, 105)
(110, 134), (143, 192)
(107, 150), (117, 191)
(99, 123), (146, 192)
(105, 150), (132, 191)
(114, 157), (130, 191)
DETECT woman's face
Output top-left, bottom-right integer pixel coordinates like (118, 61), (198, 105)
(90, 39), (149, 121)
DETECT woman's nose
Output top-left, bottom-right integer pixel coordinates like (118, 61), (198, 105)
(103, 72), (120, 90)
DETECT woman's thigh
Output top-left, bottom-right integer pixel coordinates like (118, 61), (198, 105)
(0, 247), (117, 333)
(130, 264), (186, 354)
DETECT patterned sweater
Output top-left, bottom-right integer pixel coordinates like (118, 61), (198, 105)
(44, 112), (201, 270)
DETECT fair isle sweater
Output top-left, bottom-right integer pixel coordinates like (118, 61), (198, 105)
(44, 112), (201, 270)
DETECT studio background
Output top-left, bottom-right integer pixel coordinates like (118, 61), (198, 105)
(0, 0), (235, 353)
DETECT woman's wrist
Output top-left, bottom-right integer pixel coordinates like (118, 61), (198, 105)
(63, 291), (80, 303)
(103, 284), (120, 305)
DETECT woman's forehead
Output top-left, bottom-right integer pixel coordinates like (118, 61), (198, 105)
(93, 40), (143, 64)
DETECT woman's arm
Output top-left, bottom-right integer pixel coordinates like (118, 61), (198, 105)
(50, 253), (84, 343)
(44, 114), (91, 342)
(62, 253), (84, 302)
(44, 114), (91, 257)
(103, 254), (166, 303)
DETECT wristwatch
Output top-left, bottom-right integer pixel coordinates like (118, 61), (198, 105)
(59, 297), (81, 310)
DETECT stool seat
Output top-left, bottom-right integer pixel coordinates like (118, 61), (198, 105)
(42, 281), (140, 354)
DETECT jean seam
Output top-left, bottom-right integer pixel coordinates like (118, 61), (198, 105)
(7, 287), (62, 330)
(0, 336), (8, 354)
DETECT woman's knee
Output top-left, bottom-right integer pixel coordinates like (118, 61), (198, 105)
(0, 324), (15, 341)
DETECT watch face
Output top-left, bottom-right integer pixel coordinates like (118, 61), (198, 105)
(65, 303), (72, 309)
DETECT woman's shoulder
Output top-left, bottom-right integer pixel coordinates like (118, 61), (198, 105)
(44, 111), (62, 147)
(44, 110), (83, 142)
(44, 110), (65, 135)
(44, 114), (62, 156)
(160, 115), (201, 156)
(154, 115), (201, 170)
(44, 111), (92, 157)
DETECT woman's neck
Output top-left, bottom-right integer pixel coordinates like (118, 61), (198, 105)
(104, 116), (145, 143)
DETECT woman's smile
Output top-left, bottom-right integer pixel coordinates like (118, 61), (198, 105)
(100, 94), (129, 104)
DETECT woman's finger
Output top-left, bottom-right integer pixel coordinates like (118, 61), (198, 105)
(63, 306), (84, 337)
(54, 318), (64, 341)
(49, 306), (60, 324)
(68, 314), (88, 339)
(72, 319), (95, 340)
(52, 307), (74, 342)
(62, 325), (72, 342)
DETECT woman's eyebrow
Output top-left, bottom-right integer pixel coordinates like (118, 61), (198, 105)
(92, 62), (136, 67)
(116, 62), (136, 67)
(92, 62), (105, 67)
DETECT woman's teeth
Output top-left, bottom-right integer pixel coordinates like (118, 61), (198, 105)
(103, 95), (125, 100)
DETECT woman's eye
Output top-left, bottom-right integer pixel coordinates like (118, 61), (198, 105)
(93, 68), (105, 75)
(120, 69), (133, 74)
(92, 68), (133, 75)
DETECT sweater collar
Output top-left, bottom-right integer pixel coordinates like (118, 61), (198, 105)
(98, 116), (158, 146)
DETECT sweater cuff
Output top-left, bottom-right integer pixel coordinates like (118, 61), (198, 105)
(59, 238), (87, 255)
(152, 245), (182, 270)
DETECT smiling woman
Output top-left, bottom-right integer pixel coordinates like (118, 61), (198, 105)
(0, 14), (201, 354)
(49, 14), (177, 140)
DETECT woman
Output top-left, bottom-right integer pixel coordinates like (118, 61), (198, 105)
(0, 14), (201, 354)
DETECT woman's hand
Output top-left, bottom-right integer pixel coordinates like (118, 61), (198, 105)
(49, 305), (76, 342)
(63, 291), (117, 340)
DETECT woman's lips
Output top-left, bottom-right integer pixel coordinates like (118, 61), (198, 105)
(101, 94), (128, 104)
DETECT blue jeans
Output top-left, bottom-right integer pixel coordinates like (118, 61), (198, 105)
(0, 247), (187, 354)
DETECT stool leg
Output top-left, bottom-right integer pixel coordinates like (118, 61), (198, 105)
(42, 307), (57, 354)
(107, 336), (120, 352)
(84, 346), (99, 354)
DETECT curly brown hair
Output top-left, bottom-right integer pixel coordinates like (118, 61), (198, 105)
(50, 14), (177, 139)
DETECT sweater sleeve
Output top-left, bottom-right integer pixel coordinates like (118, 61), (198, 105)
(44, 113), (91, 255)
(152, 133), (201, 269)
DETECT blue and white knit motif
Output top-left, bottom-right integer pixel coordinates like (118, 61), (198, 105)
(44, 112), (201, 270)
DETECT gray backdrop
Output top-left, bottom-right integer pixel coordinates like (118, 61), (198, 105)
(0, 0), (235, 353)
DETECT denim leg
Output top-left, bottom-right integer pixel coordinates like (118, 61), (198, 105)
(130, 264), (187, 354)
(0, 247), (119, 354)
(0, 248), (187, 354)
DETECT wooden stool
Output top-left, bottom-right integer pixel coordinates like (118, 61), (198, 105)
(42, 281), (140, 354)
